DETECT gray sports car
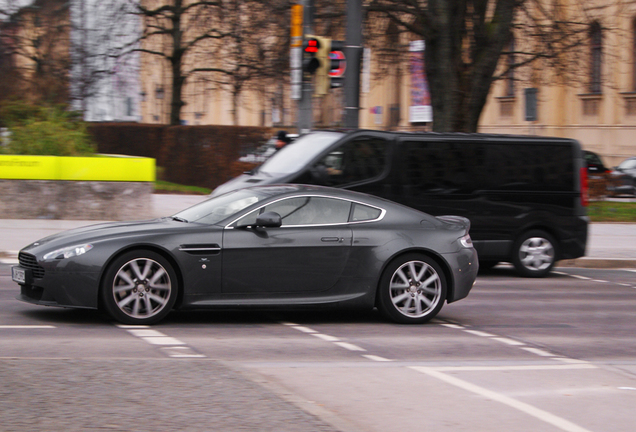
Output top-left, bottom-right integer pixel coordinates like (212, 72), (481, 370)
(13, 185), (478, 325)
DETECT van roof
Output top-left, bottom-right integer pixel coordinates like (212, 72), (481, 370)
(315, 129), (578, 144)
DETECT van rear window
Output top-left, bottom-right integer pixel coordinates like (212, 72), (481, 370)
(401, 141), (574, 193)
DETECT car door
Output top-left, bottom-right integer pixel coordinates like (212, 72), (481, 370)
(222, 196), (353, 295)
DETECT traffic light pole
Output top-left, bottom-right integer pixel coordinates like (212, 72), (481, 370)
(298, 0), (314, 134)
(344, 0), (362, 129)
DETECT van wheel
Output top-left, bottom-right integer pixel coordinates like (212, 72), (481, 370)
(512, 230), (556, 278)
(377, 254), (447, 324)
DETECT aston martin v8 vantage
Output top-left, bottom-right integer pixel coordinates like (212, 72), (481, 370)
(13, 185), (478, 325)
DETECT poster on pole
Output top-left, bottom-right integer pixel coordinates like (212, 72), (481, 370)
(409, 40), (432, 123)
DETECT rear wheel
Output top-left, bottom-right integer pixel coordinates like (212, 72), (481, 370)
(377, 254), (447, 324)
(512, 230), (556, 278)
(101, 250), (178, 325)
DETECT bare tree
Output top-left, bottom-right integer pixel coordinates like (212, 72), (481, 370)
(366, 0), (609, 132)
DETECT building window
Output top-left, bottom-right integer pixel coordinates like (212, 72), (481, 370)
(504, 38), (515, 97)
(583, 98), (599, 116)
(590, 22), (602, 94)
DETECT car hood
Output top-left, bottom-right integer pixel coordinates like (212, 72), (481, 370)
(21, 218), (189, 254)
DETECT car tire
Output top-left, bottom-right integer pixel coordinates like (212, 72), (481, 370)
(101, 250), (178, 325)
(377, 254), (447, 324)
(512, 230), (557, 278)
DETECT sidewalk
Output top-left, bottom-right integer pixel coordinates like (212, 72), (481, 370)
(1, 194), (635, 268)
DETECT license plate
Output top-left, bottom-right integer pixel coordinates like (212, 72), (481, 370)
(12, 267), (26, 284)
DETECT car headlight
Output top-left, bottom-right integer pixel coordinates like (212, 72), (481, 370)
(43, 244), (93, 260)
(459, 234), (473, 248)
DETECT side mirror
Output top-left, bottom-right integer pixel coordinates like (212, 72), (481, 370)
(255, 211), (282, 228)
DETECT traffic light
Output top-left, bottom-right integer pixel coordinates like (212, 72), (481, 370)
(328, 40), (346, 89)
(314, 36), (331, 96)
(303, 36), (321, 74)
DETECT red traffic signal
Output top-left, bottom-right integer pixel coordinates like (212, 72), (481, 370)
(303, 37), (321, 74)
(304, 38), (320, 54)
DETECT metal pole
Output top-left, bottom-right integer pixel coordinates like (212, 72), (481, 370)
(344, 0), (362, 129)
(297, 0), (314, 134)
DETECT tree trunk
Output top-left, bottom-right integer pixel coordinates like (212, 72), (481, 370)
(169, 0), (184, 126)
(426, 0), (516, 132)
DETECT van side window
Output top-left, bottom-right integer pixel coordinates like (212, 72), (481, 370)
(401, 140), (573, 193)
(487, 143), (573, 191)
(312, 137), (388, 186)
(402, 141), (485, 193)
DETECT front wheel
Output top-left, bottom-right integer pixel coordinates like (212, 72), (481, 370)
(512, 230), (556, 278)
(101, 250), (178, 325)
(377, 254), (447, 324)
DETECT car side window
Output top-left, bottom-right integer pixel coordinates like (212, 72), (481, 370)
(312, 137), (388, 186)
(236, 197), (352, 226)
(351, 203), (382, 222)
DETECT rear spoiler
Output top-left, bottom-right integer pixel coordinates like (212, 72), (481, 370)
(435, 215), (471, 232)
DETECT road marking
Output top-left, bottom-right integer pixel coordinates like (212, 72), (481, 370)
(127, 329), (165, 338)
(553, 358), (591, 365)
(362, 355), (393, 362)
(334, 342), (366, 352)
(428, 364), (597, 372)
(0, 325), (56, 329)
(161, 346), (206, 358)
(118, 326), (202, 357)
(440, 323), (464, 329)
(492, 337), (525, 346)
(284, 322), (367, 353)
(592, 279), (608, 283)
(619, 387), (636, 391)
(570, 274), (590, 280)
(464, 329), (496, 337)
(142, 336), (187, 346)
(521, 347), (557, 357)
(294, 326), (318, 334)
(312, 333), (340, 342)
(410, 366), (594, 432)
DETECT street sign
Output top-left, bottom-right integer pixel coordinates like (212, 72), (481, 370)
(328, 50), (346, 78)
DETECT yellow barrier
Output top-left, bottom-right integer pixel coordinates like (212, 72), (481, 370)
(0, 155), (155, 182)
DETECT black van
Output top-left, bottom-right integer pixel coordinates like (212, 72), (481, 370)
(213, 130), (589, 277)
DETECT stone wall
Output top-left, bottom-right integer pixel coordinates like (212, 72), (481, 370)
(0, 180), (154, 220)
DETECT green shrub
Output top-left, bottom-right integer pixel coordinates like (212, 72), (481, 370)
(0, 101), (96, 156)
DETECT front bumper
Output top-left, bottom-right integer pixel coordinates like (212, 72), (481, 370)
(13, 265), (101, 310)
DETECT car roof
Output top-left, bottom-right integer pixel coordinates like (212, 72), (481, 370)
(242, 184), (387, 205)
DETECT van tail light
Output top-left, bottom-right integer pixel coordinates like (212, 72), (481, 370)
(580, 166), (589, 207)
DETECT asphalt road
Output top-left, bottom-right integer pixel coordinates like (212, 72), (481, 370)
(1, 264), (635, 432)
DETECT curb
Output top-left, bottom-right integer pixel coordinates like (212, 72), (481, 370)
(557, 258), (636, 269)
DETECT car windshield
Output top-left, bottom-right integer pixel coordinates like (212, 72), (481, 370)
(258, 131), (344, 176)
(172, 189), (269, 225)
(618, 159), (636, 170)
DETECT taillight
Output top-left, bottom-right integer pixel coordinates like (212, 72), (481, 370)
(580, 166), (589, 207)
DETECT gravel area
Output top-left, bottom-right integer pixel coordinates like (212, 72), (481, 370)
(0, 358), (341, 432)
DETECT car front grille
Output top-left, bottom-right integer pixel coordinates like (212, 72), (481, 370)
(18, 252), (45, 279)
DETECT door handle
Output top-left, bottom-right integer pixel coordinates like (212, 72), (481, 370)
(321, 237), (343, 243)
